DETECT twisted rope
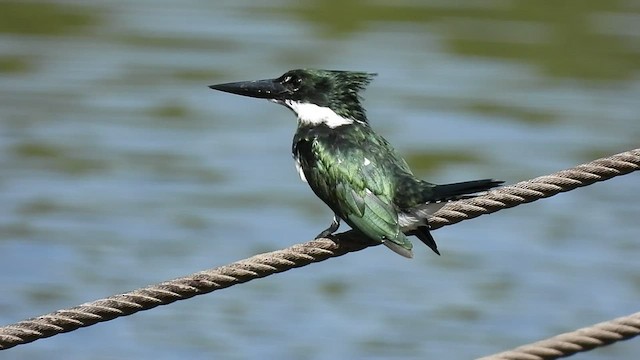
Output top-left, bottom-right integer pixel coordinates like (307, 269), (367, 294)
(429, 148), (640, 229)
(478, 311), (640, 360)
(0, 148), (638, 351)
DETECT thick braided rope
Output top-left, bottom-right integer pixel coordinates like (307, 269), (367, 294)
(429, 148), (640, 229)
(0, 148), (638, 351)
(478, 311), (640, 360)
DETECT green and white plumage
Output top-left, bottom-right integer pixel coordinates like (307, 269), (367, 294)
(209, 69), (503, 258)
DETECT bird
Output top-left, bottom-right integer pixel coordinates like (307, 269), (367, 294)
(209, 69), (502, 258)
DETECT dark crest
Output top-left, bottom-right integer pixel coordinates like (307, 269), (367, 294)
(277, 69), (377, 123)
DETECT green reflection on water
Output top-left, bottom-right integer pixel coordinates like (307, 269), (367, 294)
(404, 150), (484, 175)
(122, 151), (224, 182)
(149, 102), (191, 119)
(18, 198), (65, 216)
(467, 101), (556, 125)
(174, 214), (209, 231)
(0, 2), (99, 35)
(318, 279), (349, 299)
(0, 55), (33, 74)
(105, 64), (223, 87)
(117, 34), (237, 51)
(0, 222), (35, 239)
(257, 1), (638, 80)
(13, 142), (63, 159)
(12, 142), (109, 175)
(438, 304), (482, 321)
(474, 277), (516, 302)
(446, 1), (638, 80)
(24, 286), (71, 304)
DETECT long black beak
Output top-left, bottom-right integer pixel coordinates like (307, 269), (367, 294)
(208, 78), (286, 99)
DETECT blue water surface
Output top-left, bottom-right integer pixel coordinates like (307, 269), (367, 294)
(0, 1), (639, 359)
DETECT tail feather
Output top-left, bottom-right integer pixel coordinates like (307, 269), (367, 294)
(404, 179), (502, 256)
(431, 179), (503, 200)
(407, 226), (440, 256)
(382, 234), (414, 258)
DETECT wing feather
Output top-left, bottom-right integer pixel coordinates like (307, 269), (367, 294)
(299, 137), (413, 256)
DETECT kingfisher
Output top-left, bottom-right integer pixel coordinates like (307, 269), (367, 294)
(209, 69), (502, 258)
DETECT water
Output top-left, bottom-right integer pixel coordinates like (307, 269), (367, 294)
(0, 1), (639, 359)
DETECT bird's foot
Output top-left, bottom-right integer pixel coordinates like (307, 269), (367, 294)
(314, 215), (340, 239)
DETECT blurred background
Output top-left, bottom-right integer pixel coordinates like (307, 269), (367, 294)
(0, 1), (639, 359)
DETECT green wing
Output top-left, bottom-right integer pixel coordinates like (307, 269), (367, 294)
(303, 136), (414, 258)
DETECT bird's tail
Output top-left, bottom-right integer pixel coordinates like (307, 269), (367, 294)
(407, 226), (440, 256)
(382, 233), (414, 258)
(430, 178), (503, 200)
(402, 179), (502, 257)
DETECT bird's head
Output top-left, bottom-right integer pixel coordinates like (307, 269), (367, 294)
(209, 69), (376, 126)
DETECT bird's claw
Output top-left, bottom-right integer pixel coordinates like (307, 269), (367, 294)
(315, 215), (340, 239)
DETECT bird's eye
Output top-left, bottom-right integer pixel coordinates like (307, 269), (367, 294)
(282, 74), (302, 90)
